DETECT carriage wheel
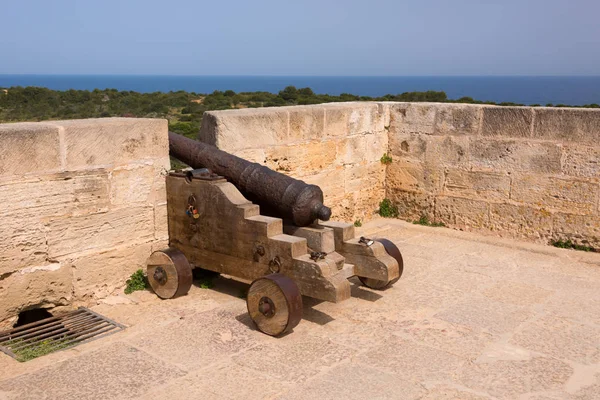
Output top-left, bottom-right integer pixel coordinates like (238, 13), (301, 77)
(146, 248), (193, 299)
(358, 238), (404, 290)
(246, 274), (303, 336)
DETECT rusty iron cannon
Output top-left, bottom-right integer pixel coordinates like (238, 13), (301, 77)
(168, 132), (331, 227)
(146, 132), (404, 336)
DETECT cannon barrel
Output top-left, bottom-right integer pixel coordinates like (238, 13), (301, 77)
(168, 132), (332, 227)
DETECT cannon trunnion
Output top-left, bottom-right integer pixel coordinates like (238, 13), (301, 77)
(148, 136), (404, 336)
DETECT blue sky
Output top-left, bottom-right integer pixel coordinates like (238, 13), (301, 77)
(1, 0), (599, 75)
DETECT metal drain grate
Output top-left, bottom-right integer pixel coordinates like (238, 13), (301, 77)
(0, 307), (125, 362)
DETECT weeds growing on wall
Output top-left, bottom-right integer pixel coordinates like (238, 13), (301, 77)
(413, 215), (446, 227)
(551, 239), (597, 252)
(378, 199), (399, 218)
(354, 219), (363, 227)
(380, 153), (393, 165)
(124, 269), (148, 294)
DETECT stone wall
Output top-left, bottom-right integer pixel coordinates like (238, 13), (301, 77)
(200, 103), (389, 222)
(386, 103), (600, 248)
(202, 103), (600, 248)
(0, 118), (169, 328)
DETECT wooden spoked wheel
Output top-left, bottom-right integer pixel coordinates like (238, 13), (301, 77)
(247, 274), (303, 336)
(146, 248), (193, 299)
(358, 238), (404, 290)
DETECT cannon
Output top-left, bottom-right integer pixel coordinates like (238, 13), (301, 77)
(146, 132), (404, 336)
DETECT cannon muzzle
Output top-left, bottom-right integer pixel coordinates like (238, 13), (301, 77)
(168, 132), (332, 227)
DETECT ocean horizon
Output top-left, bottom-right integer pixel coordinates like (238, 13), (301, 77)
(1, 75), (599, 106)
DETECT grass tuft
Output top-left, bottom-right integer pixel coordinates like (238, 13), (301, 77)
(354, 219), (362, 227)
(380, 153), (393, 165)
(378, 199), (399, 218)
(124, 269), (148, 294)
(551, 239), (596, 252)
(412, 215), (445, 227)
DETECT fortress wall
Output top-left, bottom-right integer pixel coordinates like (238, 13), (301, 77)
(201, 103), (389, 222)
(0, 118), (169, 328)
(204, 103), (600, 247)
(385, 103), (600, 247)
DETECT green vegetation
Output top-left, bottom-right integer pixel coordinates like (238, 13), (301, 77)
(413, 215), (445, 227)
(3, 86), (597, 136)
(380, 153), (393, 165)
(192, 268), (218, 289)
(378, 199), (399, 218)
(354, 219), (363, 227)
(551, 239), (597, 252)
(124, 269), (148, 294)
(8, 338), (70, 362)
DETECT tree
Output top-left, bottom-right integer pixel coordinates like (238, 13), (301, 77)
(279, 86), (298, 101)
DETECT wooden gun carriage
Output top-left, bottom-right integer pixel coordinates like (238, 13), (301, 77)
(146, 132), (404, 336)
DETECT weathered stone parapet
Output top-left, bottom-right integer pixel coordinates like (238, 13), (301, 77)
(202, 102), (600, 248)
(382, 103), (600, 248)
(0, 118), (169, 328)
(202, 103), (389, 222)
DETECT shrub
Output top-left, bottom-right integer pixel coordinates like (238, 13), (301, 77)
(124, 269), (148, 294)
(354, 219), (362, 227)
(378, 199), (399, 218)
(380, 153), (393, 165)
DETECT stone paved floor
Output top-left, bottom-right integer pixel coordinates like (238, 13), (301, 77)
(1, 219), (599, 400)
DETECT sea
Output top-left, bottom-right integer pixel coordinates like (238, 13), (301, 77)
(1, 75), (599, 106)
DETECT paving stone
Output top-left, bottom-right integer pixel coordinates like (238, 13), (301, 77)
(458, 356), (573, 399)
(128, 305), (259, 370)
(510, 314), (600, 365)
(277, 362), (425, 400)
(357, 336), (467, 382)
(232, 334), (356, 383)
(482, 281), (553, 306)
(435, 295), (533, 335)
(0, 342), (184, 400)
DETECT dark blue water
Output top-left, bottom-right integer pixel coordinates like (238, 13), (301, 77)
(1, 75), (599, 106)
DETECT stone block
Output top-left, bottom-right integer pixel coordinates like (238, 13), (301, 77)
(387, 189), (435, 221)
(289, 106), (325, 140)
(72, 242), (154, 300)
(337, 135), (367, 165)
(198, 111), (218, 145)
(435, 196), (489, 229)
(0, 263), (73, 329)
(444, 169), (511, 201)
(0, 217), (47, 276)
(469, 138), (562, 173)
(386, 159), (443, 194)
(552, 212), (600, 247)
(488, 203), (553, 240)
(344, 162), (385, 194)
(561, 144), (600, 178)
(0, 171), (110, 219)
(533, 107), (600, 145)
(304, 167), (345, 201)
(264, 140), (337, 176)
(365, 132), (388, 163)
(324, 102), (383, 137)
(231, 148), (266, 164)
(481, 106), (533, 137)
(511, 174), (598, 214)
(47, 207), (155, 259)
(283, 225), (335, 253)
(434, 103), (482, 135)
(388, 132), (427, 160)
(388, 103), (437, 135)
(424, 135), (469, 167)
(48, 118), (168, 170)
(109, 164), (155, 205)
(0, 122), (61, 177)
